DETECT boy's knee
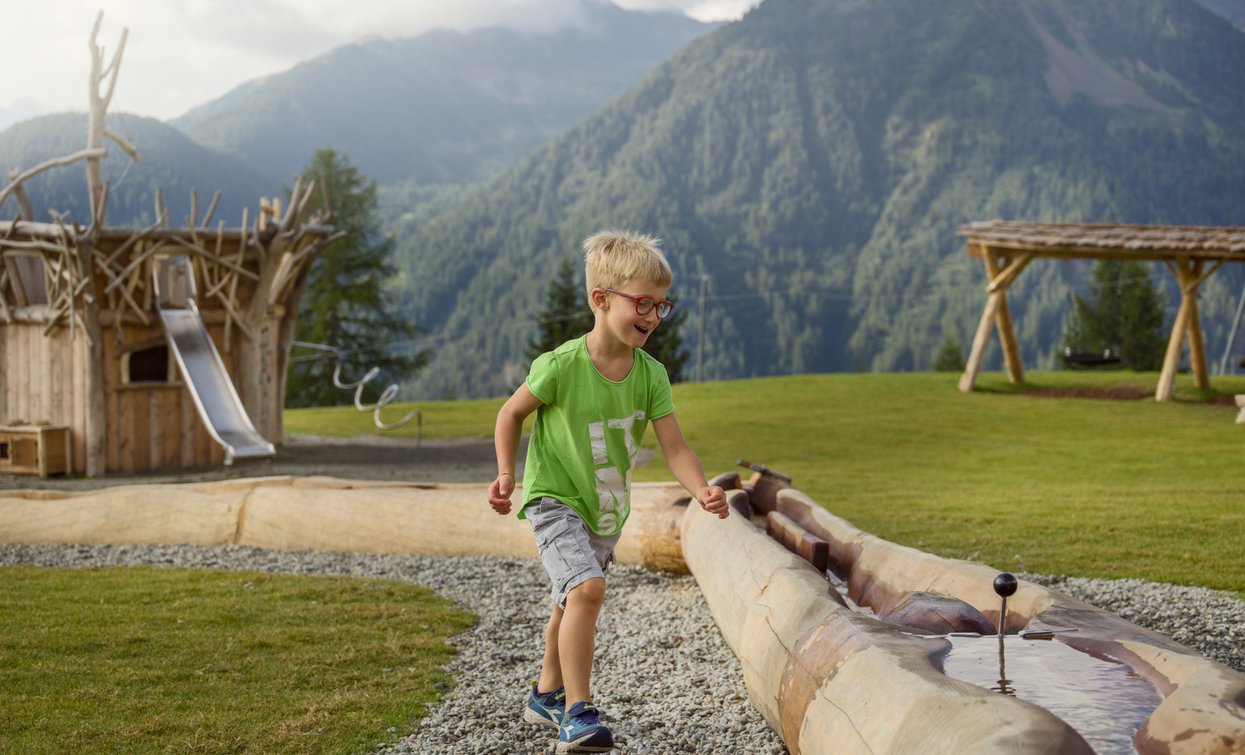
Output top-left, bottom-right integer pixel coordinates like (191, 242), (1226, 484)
(567, 576), (605, 606)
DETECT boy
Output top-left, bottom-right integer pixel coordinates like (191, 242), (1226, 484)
(488, 230), (729, 753)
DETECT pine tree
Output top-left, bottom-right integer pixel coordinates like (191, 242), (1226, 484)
(527, 257), (594, 361)
(1063, 260), (1167, 371)
(285, 149), (428, 407)
(527, 257), (690, 382)
(932, 334), (964, 372)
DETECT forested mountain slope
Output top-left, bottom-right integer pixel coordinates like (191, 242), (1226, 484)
(392, 0), (1245, 399)
(0, 113), (273, 226)
(1194, 0), (1245, 28)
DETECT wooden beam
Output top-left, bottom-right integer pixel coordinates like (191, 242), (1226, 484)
(985, 251), (1025, 384)
(73, 237), (106, 476)
(961, 247), (1029, 392)
(1187, 292), (1209, 390)
(986, 252), (1033, 293)
(1156, 257), (1219, 399)
(1185, 259), (1210, 390)
(959, 289), (1000, 392)
(961, 236), (1245, 263)
(1156, 258), (1195, 401)
(997, 299), (1024, 384)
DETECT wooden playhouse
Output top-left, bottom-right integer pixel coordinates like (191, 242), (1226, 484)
(0, 14), (338, 478)
(0, 197), (335, 477)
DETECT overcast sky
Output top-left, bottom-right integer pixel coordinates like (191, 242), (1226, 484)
(0, 0), (756, 125)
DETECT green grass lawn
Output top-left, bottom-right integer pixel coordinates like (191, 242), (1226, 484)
(287, 370), (1245, 595)
(284, 395), (509, 440)
(659, 370), (1245, 595)
(0, 567), (473, 754)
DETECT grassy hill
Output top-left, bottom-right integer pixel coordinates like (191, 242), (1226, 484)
(286, 371), (1245, 595)
(389, 0), (1245, 399)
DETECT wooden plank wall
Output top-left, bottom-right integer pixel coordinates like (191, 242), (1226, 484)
(1, 324), (76, 427)
(0, 327), (5, 425)
(1, 324), (82, 471)
(103, 322), (228, 474)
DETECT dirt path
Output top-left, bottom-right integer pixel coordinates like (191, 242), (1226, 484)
(0, 435), (508, 492)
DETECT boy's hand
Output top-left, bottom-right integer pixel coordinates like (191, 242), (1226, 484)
(697, 485), (729, 519)
(488, 473), (515, 515)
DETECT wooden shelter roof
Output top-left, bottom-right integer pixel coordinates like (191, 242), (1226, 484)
(956, 219), (1243, 402)
(957, 221), (1245, 259)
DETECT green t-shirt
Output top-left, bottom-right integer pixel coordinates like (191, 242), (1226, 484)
(519, 335), (674, 535)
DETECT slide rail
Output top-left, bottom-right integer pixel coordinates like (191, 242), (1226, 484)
(153, 257), (275, 465)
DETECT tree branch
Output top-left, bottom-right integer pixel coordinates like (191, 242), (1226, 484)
(104, 129), (140, 162)
(0, 149), (108, 216)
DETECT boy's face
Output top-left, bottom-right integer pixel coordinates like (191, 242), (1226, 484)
(593, 278), (672, 349)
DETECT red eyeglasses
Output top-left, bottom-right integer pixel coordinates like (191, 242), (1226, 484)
(604, 289), (676, 320)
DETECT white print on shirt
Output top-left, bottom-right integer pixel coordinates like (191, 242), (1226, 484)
(588, 410), (645, 532)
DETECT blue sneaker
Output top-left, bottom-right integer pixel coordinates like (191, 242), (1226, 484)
(557, 701), (614, 753)
(522, 682), (565, 728)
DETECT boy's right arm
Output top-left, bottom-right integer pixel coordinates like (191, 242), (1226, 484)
(489, 383), (543, 515)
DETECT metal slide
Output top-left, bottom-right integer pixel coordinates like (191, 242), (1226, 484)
(153, 257), (275, 465)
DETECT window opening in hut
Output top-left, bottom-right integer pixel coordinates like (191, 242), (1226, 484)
(10, 254), (48, 306)
(126, 344), (173, 384)
(0, 441), (9, 460)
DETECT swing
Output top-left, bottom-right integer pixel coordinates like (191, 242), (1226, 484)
(1061, 346), (1121, 368)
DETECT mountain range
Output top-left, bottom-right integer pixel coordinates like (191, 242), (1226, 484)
(2, 0), (1243, 401)
(173, 1), (715, 188)
(0, 113), (272, 226)
(2, 1), (713, 230)
(389, 0), (1245, 398)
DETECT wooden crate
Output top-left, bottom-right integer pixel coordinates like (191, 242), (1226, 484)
(0, 424), (71, 478)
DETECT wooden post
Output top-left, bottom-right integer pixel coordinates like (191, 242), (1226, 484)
(1185, 259), (1210, 390)
(959, 247), (1028, 392)
(1157, 258), (1195, 401)
(959, 291), (999, 392)
(74, 238), (106, 475)
(986, 251), (1025, 385)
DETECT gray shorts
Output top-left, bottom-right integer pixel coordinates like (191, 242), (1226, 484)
(526, 497), (620, 609)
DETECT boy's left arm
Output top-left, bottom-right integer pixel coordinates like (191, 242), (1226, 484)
(652, 412), (728, 518)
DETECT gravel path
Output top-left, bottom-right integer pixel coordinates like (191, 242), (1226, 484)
(3, 543), (1243, 754)
(0, 435), (503, 492)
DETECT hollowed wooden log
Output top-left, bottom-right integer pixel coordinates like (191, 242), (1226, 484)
(770, 486), (1245, 754)
(879, 591), (996, 636)
(744, 471), (790, 515)
(0, 478), (690, 572)
(681, 498), (1093, 754)
(766, 510), (830, 574)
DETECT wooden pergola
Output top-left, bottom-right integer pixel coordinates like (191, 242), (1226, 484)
(955, 221), (1245, 401)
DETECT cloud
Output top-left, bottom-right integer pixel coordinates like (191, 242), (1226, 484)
(615, 0), (758, 21)
(0, 0), (757, 121)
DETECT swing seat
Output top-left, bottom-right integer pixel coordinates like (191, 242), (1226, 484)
(1062, 347), (1121, 368)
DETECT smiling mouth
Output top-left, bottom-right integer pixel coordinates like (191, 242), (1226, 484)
(635, 324), (651, 336)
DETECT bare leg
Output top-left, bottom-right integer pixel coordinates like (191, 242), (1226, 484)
(537, 603), (564, 694)
(559, 577), (606, 707)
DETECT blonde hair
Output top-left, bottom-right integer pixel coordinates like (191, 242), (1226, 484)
(582, 230), (673, 311)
